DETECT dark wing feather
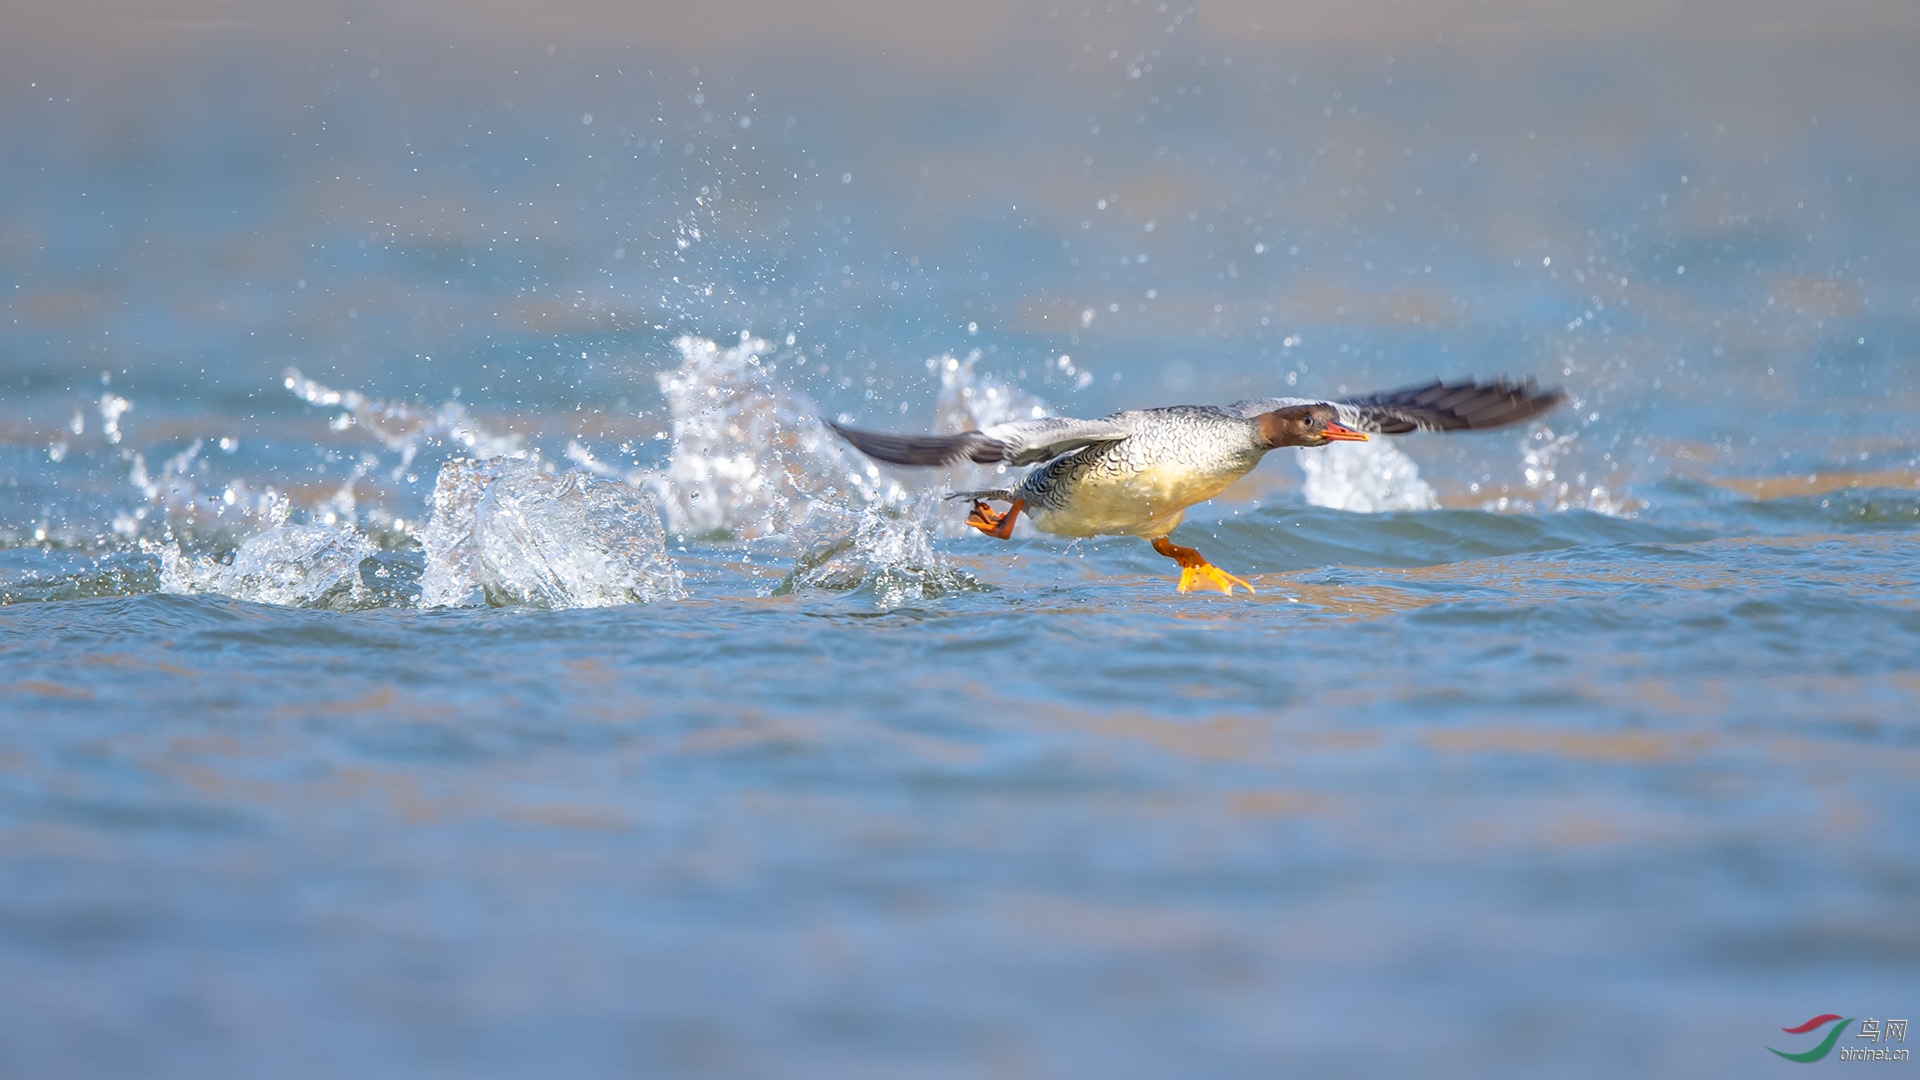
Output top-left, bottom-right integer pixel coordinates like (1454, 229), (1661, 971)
(1337, 378), (1565, 434)
(825, 421), (1009, 466)
(826, 415), (1134, 467)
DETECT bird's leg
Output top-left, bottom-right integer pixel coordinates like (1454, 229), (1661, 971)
(965, 498), (1024, 540)
(1150, 536), (1255, 596)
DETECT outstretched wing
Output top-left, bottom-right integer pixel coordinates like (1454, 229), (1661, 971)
(1230, 377), (1564, 434)
(826, 415), (1135, 467)
(1338, 378), (1565, 433)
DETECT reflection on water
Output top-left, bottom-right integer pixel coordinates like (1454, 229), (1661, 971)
(3, 2), (1920, 1078)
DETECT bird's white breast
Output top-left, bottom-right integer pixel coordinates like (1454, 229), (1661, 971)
(1026, 458), (1251, 538)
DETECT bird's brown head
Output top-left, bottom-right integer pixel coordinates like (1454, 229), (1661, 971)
(1257, 404), (1371, 448)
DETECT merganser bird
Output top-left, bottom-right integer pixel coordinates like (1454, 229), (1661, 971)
(828, 378), (1564, 595)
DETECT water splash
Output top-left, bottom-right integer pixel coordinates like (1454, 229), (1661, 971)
(419, 458), (684, 608)
(284, 367), (527, 467)
(650, 334), (909, 538)
(119, 437), (291, 542)
(1295, 439), (1439, 513)
(648, 336), (1021, 592)
(99, 393), (131, 445)
(775, 498), (980, 606)
(564, 439), (650, 487)
(416, 458), (493, 606)
(931, 351), (1051, 435)
(102, 372), (471, 546)
(158, 524), (374, 608)
(1488, 425), (1628, 515)
(84, 339), (1176, 610)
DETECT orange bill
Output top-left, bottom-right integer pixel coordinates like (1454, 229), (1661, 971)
(1322, 421), (1370, 442)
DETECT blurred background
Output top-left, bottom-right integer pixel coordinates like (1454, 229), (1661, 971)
(5, 0), (1917, 497)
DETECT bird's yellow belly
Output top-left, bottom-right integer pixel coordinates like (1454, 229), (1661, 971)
(1027, 461), (1249, 538)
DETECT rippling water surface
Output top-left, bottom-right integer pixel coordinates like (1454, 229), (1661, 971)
(3, 4), (1919, 1077)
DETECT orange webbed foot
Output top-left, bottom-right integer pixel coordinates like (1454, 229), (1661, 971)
(1150, 536), (1254, 596)
(1175, 563), (1255, 596)
(965, 498), (1024, 540)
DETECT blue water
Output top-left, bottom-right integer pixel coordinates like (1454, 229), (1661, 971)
(3, 6), (1919, 1077)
